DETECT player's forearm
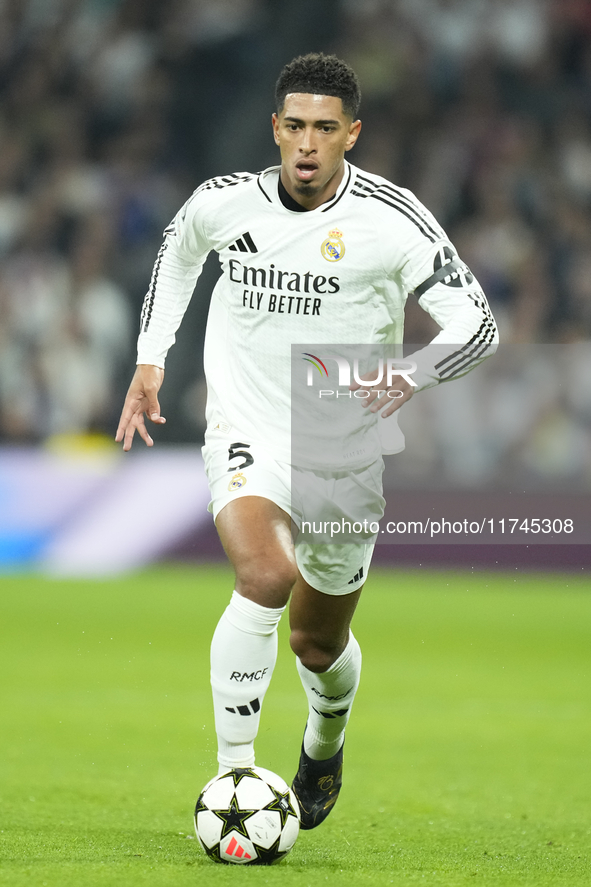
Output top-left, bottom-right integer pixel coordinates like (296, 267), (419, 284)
(136, 237), (205, 368)
(410, 289), (499, 390)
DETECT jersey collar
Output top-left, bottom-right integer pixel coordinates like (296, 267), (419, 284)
(258, 162), (353, 214)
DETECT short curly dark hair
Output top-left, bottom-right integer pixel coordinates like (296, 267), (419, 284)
(275, 53), (361, 119)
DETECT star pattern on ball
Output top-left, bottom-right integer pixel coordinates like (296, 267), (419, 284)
(194, 794), (209, 816)
(228, 767), (261, 788)
(250, 836), (287, 865)
(214, 794), (257, 839)
(263, 786), (298, 829)
(205, 842), (224, 864)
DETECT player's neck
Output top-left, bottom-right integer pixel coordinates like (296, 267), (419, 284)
(278, 176), (308, 212)
(279, 164), (345, 211)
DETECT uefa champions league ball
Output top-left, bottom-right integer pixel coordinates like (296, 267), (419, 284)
(194, 767), (300, 865)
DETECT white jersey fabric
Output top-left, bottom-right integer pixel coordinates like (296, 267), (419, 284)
(137, 162), (498, 466)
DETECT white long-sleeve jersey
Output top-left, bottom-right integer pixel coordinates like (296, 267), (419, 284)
(137, 162), (498, 466)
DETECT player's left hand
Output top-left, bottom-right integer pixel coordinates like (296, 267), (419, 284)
(349, 372), (415, 418)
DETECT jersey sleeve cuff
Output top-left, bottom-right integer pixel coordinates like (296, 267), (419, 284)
(404, 345), (441, 392)
(136, 354), (166, 370)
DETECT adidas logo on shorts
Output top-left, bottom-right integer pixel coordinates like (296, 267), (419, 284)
(347, 566), (364, 585)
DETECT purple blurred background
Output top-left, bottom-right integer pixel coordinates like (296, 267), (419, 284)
(0, 0), (589, 573)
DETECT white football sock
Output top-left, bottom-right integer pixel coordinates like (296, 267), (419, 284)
(297, 633), (362, 761)
(210, 591), (285, 771)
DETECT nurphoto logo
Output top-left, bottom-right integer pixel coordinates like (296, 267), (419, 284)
(302, 353), (417, 399)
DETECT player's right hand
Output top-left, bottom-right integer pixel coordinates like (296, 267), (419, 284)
(115, 364), (166, 451)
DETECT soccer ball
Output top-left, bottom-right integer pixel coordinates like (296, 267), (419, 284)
(194, 766), (300, 865)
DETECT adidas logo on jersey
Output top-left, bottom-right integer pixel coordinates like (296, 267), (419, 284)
(228, 231), (258, 253)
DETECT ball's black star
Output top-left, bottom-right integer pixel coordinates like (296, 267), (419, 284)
(263, 786), (298, 829)
(194, 794), (209, 816)
(214, 794), (257, 839)
(250, 836), (287, 865)
(203, 842), (226, 864)
(228, 767), (261, 788)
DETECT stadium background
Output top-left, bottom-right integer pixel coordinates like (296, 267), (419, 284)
(0, 0), (589, 573)
(1, 4), (590, 884)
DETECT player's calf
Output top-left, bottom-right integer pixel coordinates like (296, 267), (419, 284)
(291, 634), (361, 827)
(211, 591), (285, 771)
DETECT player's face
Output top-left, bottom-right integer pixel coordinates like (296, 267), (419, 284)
(272, 93), (361, 210)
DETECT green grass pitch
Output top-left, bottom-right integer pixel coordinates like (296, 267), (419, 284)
(1, 564), (590, 886)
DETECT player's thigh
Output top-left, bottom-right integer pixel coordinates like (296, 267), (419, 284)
(203, 433), (297, 607)
(216, 497), (298, 608)
(289, 573), (362, 671)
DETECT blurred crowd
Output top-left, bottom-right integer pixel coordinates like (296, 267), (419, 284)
(391, 343), (591, 490)
(1, 0), (591, 447)
(347, 0), (591, 348)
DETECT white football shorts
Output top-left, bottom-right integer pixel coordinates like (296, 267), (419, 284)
(201, 428), (385, 595)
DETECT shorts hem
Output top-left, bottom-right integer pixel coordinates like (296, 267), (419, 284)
(210, 490), (292, 522)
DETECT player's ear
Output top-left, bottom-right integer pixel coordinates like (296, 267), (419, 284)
(345, 119), (361, 152)
(272, 112), (280, 145)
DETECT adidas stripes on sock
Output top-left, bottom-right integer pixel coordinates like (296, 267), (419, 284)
(297, 633), (362, 761)
(210, 590), (285, 771)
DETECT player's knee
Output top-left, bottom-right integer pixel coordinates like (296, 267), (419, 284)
(289, 630), (342, 673)
(236, 561), (298, 608)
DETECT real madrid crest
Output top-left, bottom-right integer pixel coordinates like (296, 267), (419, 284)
(321, 228), (345, 262)
(228, 472), (247, 492)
